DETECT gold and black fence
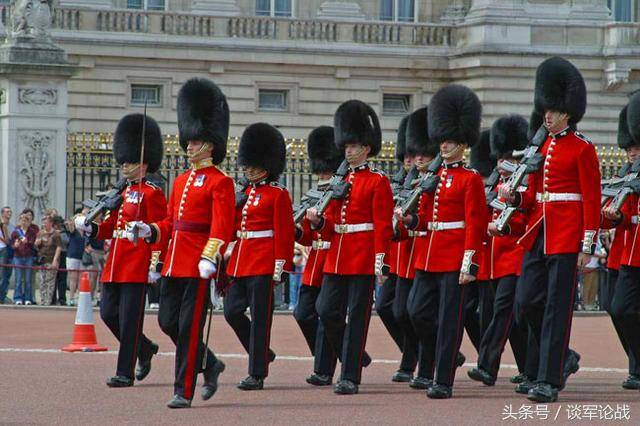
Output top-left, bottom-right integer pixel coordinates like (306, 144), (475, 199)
(66, 132), (628, 214)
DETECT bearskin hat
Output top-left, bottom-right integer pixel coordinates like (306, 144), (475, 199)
(395, 115), (409, 162)
(405, 106), (439, 158)
(626, 93), (640, 148)
(113, 113), (163, 173)
(533, 56), (586, 126)
(428, 85), (482, 147)
(238, 123), (286, 181)
(469, 129), (495, 178)
(490, 115), (529, 159)
(177, 77), (229, 165)
(527, 109), (544, 141)
(617, 105), (634, 149)
(334, 100), (382, 157)
(307, 126), (343, 174)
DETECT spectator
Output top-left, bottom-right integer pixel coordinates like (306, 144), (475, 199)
(580, 238), (607, 311)
(85, 224), (106, 305)
(10, 210), (38, 305)
(34, 215), (62, 305)
(65, 209), (85, 306)
(0, 206), (15, 304)
(51, 215), (69, 305)
(289, 243), (307, 311)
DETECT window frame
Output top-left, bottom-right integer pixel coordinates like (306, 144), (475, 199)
(255, 0), (295, 18)
(127, 79), (168, 108)
(380, 0), (418, 23)
(255, 82), (299, 115)
(127, 0), (168, 11)
(382, 93), (413, 116)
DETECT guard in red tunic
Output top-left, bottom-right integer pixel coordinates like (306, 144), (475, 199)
(75, 113), (166, 388)
(467, 115), (529, 387)
(397, 85), (487, 399)
(133, 78), (235, 408)
(376, 113), (417, 383)
(506, 57), (600, 403)
(602, 96), (640, 390)
(307, 100), (394, 395)
(389, 107), (439, 386)
(294, 126), (342, 386)
(224, 123), (295, 391)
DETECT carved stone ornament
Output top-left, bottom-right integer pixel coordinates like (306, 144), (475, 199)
(10, 0), (56, 41)
(19, 130), (55, 216)
(604, 63), (631, 91)
(18, 87), (58, 105)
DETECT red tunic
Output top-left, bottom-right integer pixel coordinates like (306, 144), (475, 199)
(227, 181), (295, 278)
(95, 179), (167, 284)
(317, 163), (394, 276)
(297, 218), (329, 287)
(154, 163), (236, 278)
(516, 129), (601, 255)
(412, 162), (487, 275)
(487, 186), (527, 279)
(613, 194), (640, 268)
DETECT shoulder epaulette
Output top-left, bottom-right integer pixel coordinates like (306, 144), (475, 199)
(370, 167), (386, 177)
(464, 166), (480, 175)
(573, 131), (593, 145)
(270, 181), (286, 190)
(145, 180), (161, 190)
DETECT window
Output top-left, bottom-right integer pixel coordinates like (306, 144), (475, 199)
(380, 0), (416, 22)
(258, 89), (288, 111)
(256, 0), (293, 17)
(383, 94), (411, 115)
(131, 84), (162, 107)
(608, 0), (634, 21)
(127, 0), (166, 11)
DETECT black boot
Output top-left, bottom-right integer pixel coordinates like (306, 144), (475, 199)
(510, 373), (527, 384)
(427, 383), (452, 399)
(167, 394), (192, 409)
(106, 376), (133, 388)
(201, 360), (226, 400)
(237, 375), (264, 391)
(391, 370), (413, 383)
(527, 382), (558, 403)
(456, 352), (466, 367)
(622, 375), (640, 390)
(514, 376), (536, 394)
(306, 373), (332, 386)
(334, 379), (358, 395)
(409, 376), (433, 390)
(467, 367), (496, 386)
(135, 342), (159, 381)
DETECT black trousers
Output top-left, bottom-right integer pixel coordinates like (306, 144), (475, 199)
(611, 265), (640, 376)
(463, 282), (482, 353)
(293, 285), (337, 376)
(158, 277), (217, 400)
(602, 268), (629, 358)
(224, 275), (275, 378)
(408, 270), (468, 387)
(100, 282), (154, 379)
(147, 281), (160, 304)
(515, 232), (578, 387)
(316, 274), (375, 384)
(392, 276), (419, 373)
(376, 275), (404, 352)
(52, 252), (67, 305)
(477, 275), (528, 377)
(477, 280), (495, 338)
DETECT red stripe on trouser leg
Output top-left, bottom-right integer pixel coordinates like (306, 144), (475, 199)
(357, 281), (374, 383)
(263, 280), (274, 376)
(183, 280), (207, 399)
(449, 286), (466, 385)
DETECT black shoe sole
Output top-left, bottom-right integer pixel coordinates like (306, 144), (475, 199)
(515, 385), (534, 395)
(106, 379), (133, 388)
(467, 369), (496, 386)
(527, 393), (558, 403)
(306, 376), (332, 386)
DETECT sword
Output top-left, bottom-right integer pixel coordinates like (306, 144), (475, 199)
(202, 278), (215, 370)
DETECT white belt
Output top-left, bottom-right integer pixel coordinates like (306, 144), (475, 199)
(427, 221), (465, 231)
(334, 223), (374, 234)
(408, 230), (428, 237)
(312, 241), (331, 250)
(632, 216), (639, 225)
(112, 230), (129, 239)
(536, 192), (582, 202)
(236, 230), (274, 239)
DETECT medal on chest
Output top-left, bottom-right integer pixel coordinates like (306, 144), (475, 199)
(445, 174), (454, 188)
(194, 174), (206, 187)
(252, 194), (261, 206)
(126, 191), (143, 204)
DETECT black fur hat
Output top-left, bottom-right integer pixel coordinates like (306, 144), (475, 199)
(334, 100), (382, 157)
(626, 93), (640, 148)
(406, 107), (439, 158)
(238, 123), (286, 181)
(307, 126), (343, 174)
(395, 115), (409, 162)
(177, 77), (229, 165)
(617, 105), (634, 149)
(428, 85), (482, 147)
(527, 109), (544, 141)
(113, 113), (163, 173)
(490, 115), (529, 159)
(533, 56), (586, 126)
(469, 129), (495, 178)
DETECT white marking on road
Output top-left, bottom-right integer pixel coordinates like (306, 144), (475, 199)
(0, 348), (628, 373)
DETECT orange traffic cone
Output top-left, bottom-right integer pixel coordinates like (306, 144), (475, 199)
(62, 272), (107, 352)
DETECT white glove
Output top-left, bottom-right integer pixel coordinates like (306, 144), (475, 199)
(125, 221), (151, 242)
(148, 271), (161, 283)
(374, 253), (385, 276)
(74, 216), (92, 235)
(273, 260), (285, 282)
(198, 258), (217, 279)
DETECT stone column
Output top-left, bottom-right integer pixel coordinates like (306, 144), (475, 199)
(0, 1), (76, 220)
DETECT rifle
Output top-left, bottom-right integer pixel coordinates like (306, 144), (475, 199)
(234, 176), (251, 208)
(391, 154), (443, 234)
(293, 187), (325, 224)
(313, 160), (351, 216)
(600, 160), (636, 207)
(484, 161), (518, 211)
(609, 158), (640, 211)
(82, 178), (129, 226)
(493, 126), (548, 233)
(391, 167), (408, 199)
